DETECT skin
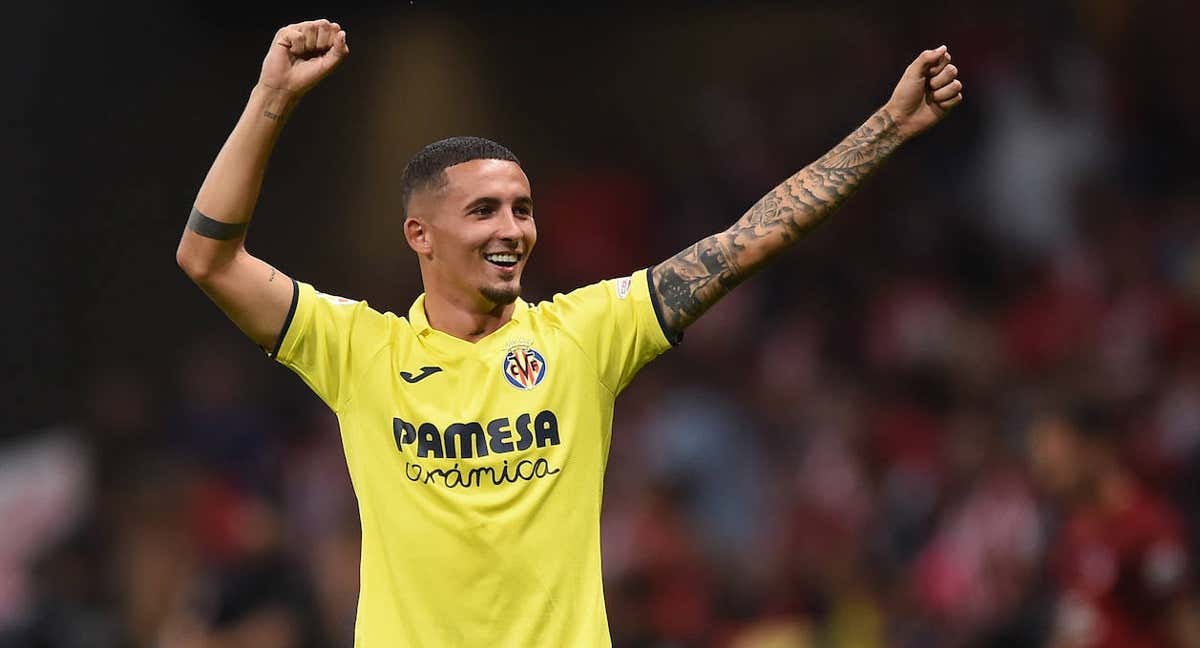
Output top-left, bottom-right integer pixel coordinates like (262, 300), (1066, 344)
(397, 45), (963, 342)
(177, 19), (962, 352)
(176, 19), (348, 351)
(651, 46), (962, 335)
(403, 159), (537, 341)
(176, 24), (1200, 645)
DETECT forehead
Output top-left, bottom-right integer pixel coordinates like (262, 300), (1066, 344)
(441, 159), (530, 201)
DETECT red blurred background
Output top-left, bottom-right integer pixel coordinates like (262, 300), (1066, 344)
(7, 1), (1200, 646)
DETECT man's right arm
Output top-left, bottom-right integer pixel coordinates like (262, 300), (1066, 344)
(176, 19), (348, 353)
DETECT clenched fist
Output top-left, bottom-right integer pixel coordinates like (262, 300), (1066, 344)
(259, 19), (349, 98)
(884, 45), (963, 139)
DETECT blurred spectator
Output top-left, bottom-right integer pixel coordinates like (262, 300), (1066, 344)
(1028, 404), (1198, 648)
(12, 3), (1200, 646)
(972, 40), (1112, 262)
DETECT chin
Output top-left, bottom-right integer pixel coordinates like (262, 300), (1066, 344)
(480, 283), (521, 306)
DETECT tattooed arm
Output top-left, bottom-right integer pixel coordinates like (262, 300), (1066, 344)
(652, 46), (963, 335)
(176, 20), (348, 352)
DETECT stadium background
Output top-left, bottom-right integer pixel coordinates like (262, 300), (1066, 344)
(7, 0), (1200, 646)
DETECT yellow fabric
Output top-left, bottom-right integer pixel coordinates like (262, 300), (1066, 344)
(274, 269), (672, 647)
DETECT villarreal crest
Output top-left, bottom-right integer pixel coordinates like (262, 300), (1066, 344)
(503, 345), (547, 391)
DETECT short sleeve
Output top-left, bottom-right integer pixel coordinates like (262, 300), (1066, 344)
(542, 268), (677, 395)
(271, 280), (391, 412)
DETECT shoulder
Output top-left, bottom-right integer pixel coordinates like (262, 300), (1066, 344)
(530, 272), (646, 318)
(300, 282), (412, 344)
(530, 281), (609, 319)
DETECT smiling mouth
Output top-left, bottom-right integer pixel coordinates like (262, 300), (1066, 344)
(484, 252), (521, 269)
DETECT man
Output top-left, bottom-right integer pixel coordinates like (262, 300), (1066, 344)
(1028, 405), (1200, 648)
(176, 18), (963, 647)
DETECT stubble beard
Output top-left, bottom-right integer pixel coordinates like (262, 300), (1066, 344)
(480, 281), (520, 306)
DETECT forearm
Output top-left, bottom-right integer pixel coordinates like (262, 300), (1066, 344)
(654, 108), (905, 331)
(177, 84), (298, 277)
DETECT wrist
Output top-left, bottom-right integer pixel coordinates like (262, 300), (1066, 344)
(251, 83), (301, 121)
(879, 104), (920, 142)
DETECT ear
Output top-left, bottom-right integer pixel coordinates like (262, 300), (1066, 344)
(404, 216), (432, 256)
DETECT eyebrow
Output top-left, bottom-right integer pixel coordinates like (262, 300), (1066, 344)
(462, 196), (534, 212)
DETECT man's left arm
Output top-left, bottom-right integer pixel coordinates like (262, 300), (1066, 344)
(652, 46), (962, 335)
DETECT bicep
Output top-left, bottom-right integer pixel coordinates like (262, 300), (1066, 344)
(190, 248), (295, 353)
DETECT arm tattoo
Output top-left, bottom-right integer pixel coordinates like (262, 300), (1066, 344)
(268, 267), (277, 282)
(263, 110), (282, 121)
(652, 109), (905, 334)
(187, 207), (248, 240)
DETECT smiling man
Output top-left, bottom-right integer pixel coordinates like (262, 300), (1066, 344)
(176, 18), (963, 647)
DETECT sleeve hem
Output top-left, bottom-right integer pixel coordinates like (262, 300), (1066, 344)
(269, 278), (300, 360)
(646, 264), (682, 346)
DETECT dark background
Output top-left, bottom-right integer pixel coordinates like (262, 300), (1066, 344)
(7, 1), (1200, 646)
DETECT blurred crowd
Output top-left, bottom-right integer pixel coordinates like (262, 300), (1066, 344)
(7, 2), (1200, 647)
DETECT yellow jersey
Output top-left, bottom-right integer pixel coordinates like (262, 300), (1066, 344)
(272, 269), (674, 647)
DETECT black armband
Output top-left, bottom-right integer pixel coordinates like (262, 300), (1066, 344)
(187, 207), (248, 240)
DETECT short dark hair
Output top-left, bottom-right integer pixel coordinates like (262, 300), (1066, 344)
(399, 136), (520, 219)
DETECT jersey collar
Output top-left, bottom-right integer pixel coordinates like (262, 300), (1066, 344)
(407, 293), (529, 343)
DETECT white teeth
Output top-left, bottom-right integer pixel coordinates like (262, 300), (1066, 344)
(485, 253), (519, 263)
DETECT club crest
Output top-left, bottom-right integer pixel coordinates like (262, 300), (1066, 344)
(502, 345), (547, 391)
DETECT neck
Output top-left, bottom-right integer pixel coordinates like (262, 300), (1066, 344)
(422, 288), (515, 342)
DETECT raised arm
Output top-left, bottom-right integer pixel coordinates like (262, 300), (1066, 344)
(652, 46), (962, 335)
(175, 20), (349, 352)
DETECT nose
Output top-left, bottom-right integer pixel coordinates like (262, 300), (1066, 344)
(495, 208), (523, 242)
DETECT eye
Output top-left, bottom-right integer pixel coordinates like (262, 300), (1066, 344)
(515, 205), (533, 218)
(471, 205), (493, 216)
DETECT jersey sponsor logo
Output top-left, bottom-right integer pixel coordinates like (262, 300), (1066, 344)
(400, 366), (443, 384)
(502, 345), (547, 390)
(393, 410), (564, 489)
(615, 276), (632, 299)
(392, 410), (560, 459)
(403, 457), (561, 490)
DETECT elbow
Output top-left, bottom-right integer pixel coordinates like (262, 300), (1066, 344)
(176, 242), (212, 283)
(176, 240), (238, 285)
(176, 243), (202, 280)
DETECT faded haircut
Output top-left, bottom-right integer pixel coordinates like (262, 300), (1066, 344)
(399, 136), (521, 219)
